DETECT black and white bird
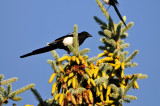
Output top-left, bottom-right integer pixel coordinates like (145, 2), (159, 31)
(20, 31), (92, 58)
(103, 0), (127, 27)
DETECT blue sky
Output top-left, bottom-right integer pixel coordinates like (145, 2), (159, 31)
(0, 0), (159, 105)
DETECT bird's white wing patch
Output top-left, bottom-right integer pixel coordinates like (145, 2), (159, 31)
(63, 37), (73, 46)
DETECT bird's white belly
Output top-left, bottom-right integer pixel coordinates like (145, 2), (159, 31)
(103, 0), (110, 4)
(63, 37), (73, 46)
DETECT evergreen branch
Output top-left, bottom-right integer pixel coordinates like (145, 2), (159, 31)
(124, 74), (132, 77)
(104, 29), (113, 38)
(120, 33), (128, 39)
(67, 45), (77, 54)
(11, 96), (22, 101)
(99, 63), (105, 71)
(125, 50), (139, 63)
(107, 46), (115, 52)
(119, 40), (124, 45)
(124, 76), (138, 94)
(122, 22), (134, 34)
(123, 95), (137, 100)
(31, 88), (44, 105)
(94, 76), (108, 85)
(79, 48), (90, 55)
(0, 87), (5, 94)
(106, 39), (117, 48)
(83, 74), (90, 80)
(0, 91), (6, 97)
(119, 87), (124, 98)
(100, 37), (117, 48)
(115, 24), (122, 41)
(87, 57), (99, 64)
(96, 0), (114, 31)
(8, 92), (16, 99)
(62, 63), (68, 69)
(45, 98), (54, 105)
(94, 16), (108, 30)
(4, 90), (7, 97)
(99, 63), (112, 72)
(68, 87), (86, 94)
(0, 97), (8, 105)
(62, 54), (68, 58)
(50, 50), (60, 61)
(137, 74), (148, 79)
(113, 49), (119, 58)
(110, 84), (119, 99)
(99, 37), (106, 44)
(98, 31), (105, 36)
(0, 75), (4, 82)
(98, 45), (106, 50)
(47, 60), (59, 72)
(0, 93), (4, 102)
(119, 98), (130, 103)
(11, 84), (35, 95)
(0, 77), (18, 85)
(6, 84), (12, 95)
(120, 53), (125, 62)
(119, 43), (130, 50)
(121, 51), (129, 56)
(104, 63), (113, 71)
(73, 24), (79, 52)
(96, 0), (110, 21)
(125, 62), (138, 68)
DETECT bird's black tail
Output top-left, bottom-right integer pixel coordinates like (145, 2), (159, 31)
(20, 44), (58, 58)
(112, 3), (127, 27)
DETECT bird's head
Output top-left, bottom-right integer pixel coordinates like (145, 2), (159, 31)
(80, 31), (92, 38)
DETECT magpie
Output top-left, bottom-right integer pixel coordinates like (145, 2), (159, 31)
(103, 0), (127, 27)
(20, 31), (92, 58)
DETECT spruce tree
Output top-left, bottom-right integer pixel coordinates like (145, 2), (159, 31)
(0, 0), (147, 106)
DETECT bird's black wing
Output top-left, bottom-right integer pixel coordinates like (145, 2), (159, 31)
(49, 33), (73, 45)
(112, 2), (127, 27)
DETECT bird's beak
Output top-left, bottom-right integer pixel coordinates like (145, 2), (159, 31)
(88, 34), (92, 37)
